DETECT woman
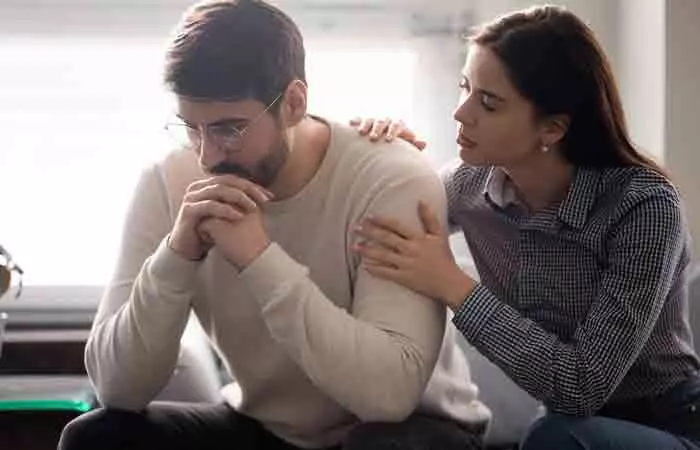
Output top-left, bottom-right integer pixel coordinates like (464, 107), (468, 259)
(351, 5), (700, 450)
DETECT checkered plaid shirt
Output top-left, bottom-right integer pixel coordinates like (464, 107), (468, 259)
(445, 162), (699, 416)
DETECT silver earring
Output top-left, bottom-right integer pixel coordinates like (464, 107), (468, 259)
(541, 145), (550, 153)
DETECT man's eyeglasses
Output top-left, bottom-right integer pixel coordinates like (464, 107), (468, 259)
(165, 92), (284, 153)
(0, 245), (23, 300)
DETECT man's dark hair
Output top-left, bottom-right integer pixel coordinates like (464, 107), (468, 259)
(164, 0), (306, 107)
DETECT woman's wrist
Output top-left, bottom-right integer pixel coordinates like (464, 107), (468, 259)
(441, 265), (477, 311)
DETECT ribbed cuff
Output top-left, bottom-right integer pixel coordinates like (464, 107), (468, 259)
(147, 236), (201, 292)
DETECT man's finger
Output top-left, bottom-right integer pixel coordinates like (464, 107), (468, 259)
(184, 199), (245, 223)
(211, 175), (274, 201)
(187, 184), (259, 214)
(196, 221), (215, 245)
(188, 176), (273, 205)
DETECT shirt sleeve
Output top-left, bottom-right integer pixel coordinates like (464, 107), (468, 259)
(85, 166), (198, 410)
(238, 173), (448, 422)
(439, 160), (463, 232)
(452, 186), (687, 416)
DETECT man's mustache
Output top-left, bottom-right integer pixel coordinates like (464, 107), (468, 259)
(208, 162), (253, 179)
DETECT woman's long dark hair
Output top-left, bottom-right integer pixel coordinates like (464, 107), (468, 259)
(471, 5), (664, 175)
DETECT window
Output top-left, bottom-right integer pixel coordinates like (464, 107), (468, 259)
(0, 37), (418, 287)
(306, 43), (417, 124)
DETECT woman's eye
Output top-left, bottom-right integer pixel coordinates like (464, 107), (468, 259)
(480, 93), (497, 111)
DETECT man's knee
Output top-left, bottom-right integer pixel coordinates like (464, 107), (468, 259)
(58, 408), (145, 450)
(520, 414), (589, 450)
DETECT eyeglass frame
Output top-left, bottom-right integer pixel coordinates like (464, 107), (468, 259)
(164, 92), (285, 154)
(0, 244), (23, 300)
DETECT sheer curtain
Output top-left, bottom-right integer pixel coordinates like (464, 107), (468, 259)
(0, 37), (418, 287)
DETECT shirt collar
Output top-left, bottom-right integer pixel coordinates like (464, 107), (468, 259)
(557, 168), (601, 229)
(482, 167), (518, 209)
(482, 166), (601, 229)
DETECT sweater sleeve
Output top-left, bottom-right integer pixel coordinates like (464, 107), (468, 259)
(85, 165), (199, 410)
(238, 172), (448, 422)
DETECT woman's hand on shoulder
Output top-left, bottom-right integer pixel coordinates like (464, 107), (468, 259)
(349, 117), (427, 151)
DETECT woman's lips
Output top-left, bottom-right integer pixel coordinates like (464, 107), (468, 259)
(457, 134), (478, 148)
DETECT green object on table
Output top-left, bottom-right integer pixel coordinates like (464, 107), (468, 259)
(0, 376), (95, 413)
(0, 398), (92, 413)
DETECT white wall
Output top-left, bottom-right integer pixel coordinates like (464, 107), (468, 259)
(665, 0), (700, 257)
(619, 0), (700, 256)
(618, 0), (666, 161)
(411, 38), (467, 167)
(473, 0), (620, 72)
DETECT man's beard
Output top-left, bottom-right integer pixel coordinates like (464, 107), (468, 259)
(209, 133), (289, 188)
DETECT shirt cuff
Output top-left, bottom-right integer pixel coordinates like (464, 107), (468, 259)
(146, 236), (201, 292)
(452, 283), (505, 343)
(237, 242), (308, 307)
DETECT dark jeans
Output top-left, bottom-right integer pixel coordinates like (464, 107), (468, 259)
(58, 402), (484, 450)
(521, 374), (700, 450)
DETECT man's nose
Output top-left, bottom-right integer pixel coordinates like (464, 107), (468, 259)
(197, 131), (228, 170)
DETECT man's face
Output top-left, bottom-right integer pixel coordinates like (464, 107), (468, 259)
(175, 96), (289, 187)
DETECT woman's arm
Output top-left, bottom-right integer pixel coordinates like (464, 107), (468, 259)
(356, 183), (689, 416)
(452, 186), (687, 416)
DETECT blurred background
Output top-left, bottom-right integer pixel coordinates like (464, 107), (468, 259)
(0, 1), (699, 449)
(0, 0), (698, 291)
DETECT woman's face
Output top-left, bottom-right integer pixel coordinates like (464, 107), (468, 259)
(453, 44), (546, 168)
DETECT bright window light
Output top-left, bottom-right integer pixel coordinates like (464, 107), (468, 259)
(0, 38), (417, 286)
(306, 45), (417, 124)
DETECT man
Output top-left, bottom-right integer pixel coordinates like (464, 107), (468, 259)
(58, 1), (490, 449)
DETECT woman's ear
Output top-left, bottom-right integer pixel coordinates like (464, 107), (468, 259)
(540, 114), (571, 148)
(281, 79), (308, 127)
